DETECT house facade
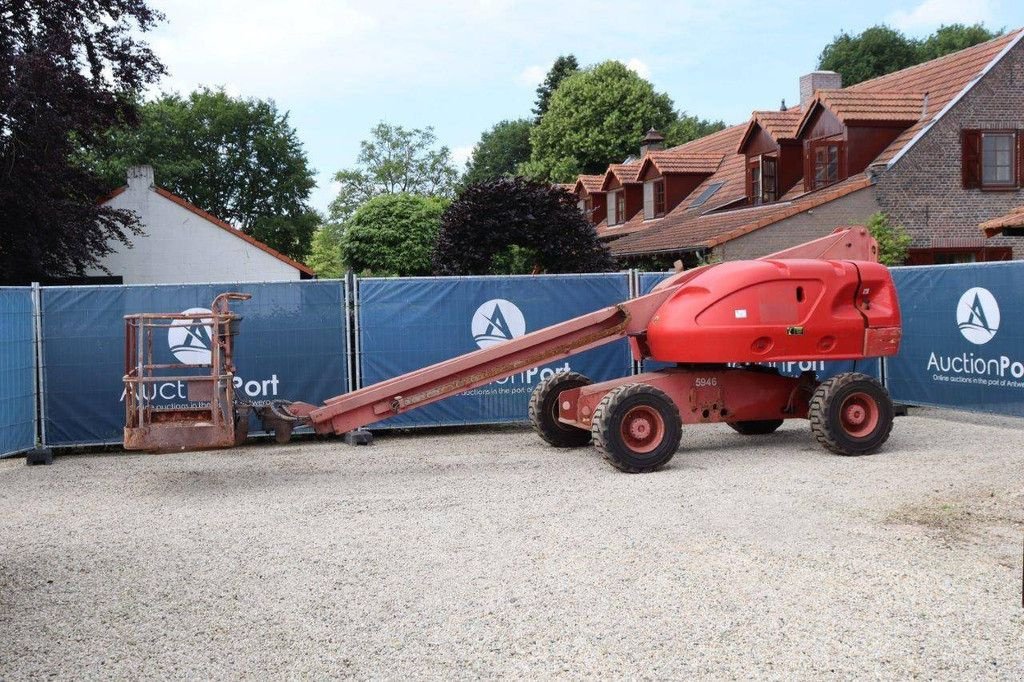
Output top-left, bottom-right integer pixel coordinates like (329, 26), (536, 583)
(571, 31), (1024, 265)
(91, 165), (313, 284)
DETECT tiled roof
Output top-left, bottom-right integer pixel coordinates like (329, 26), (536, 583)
(643, 150), (724, 175)
(852, 29), (1023, 165)
(596, 124), (748, 239)
(980, 205), (1024, 236)
(574, 175), (605, 194)
(601, 163), (641, 190)
(609, 176), (872, 256)
(593, 29), (1024, 254)
(737, 109), (803, 151)
(798, 91), (925, 136)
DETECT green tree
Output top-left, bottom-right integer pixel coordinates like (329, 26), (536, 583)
(88, 87), (317, 260)
(818, 24), (1001, 86)
(331, 123), (457, 223)
(1, 0), (165, 283)
(306, 223), (343, 278)
(340, 194), (448, 276)
(818, 25), (920, 85)
(524, 61), (676, 182)
(917, 23), (1000, 61)
(866, 212), (911, 266)
(463, 119), (533, 186)
(433, 177), (615, 275)
(664, 113), (727, 147)
(533, 54), (579, 123)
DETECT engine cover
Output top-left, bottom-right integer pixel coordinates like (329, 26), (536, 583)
(643, 259), (901, 364)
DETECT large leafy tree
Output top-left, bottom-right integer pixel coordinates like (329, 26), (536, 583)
(819, 24), (1000, 86)
(306, 224), (344, 279)
(533, 54), (579, 123)
(917, 23), (1001, 62)
(0, 0), (165, 284)
(462, 119), (533, 186)
(330, 123), (457, 222)
(87, 87), (317, 260)
(341, 194), (448, 277)
(523, 61), (676, 182)
(433, 177), (615, 275)
(665, 114), (727, 147)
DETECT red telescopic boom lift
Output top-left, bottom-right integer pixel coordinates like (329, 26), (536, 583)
(124, 227), (902, 472)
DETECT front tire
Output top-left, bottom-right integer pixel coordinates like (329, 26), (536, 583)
(591, 384), (682, 473)
(529, 371), (593, 447)
(809, 372), (894, 456)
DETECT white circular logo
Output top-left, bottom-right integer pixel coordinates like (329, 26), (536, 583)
(472, 299), (526, 349)
(167, 307), (214, 364)
(956, 287), (1000, 345)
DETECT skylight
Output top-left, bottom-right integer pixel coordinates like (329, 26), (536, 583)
(689, 181), (725, 208)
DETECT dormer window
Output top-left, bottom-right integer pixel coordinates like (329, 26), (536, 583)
(642, 179), (666, 219)
(809, 140), (845, 190)
(748, 156), (778, 205)
(607, 190), (622, 225)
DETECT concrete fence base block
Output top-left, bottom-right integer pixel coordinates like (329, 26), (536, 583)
(25, 447), (54, 466)
(343, 429), (373, 446)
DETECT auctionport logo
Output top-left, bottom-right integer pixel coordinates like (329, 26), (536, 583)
(168, 308), (214, 364)
(956, 287), (999, 345)
(472, 299), (525, 349)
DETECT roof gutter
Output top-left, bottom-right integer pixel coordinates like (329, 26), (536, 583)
(886, 30), (1024, 170)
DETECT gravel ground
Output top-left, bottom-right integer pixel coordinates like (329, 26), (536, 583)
(1, 408), (1022, 679)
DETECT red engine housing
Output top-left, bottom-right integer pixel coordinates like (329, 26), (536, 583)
(640, 258), (901, 364)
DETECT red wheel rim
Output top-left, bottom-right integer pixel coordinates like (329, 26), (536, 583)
(619, 405), (665, 454)
(839, 392), (879, 438)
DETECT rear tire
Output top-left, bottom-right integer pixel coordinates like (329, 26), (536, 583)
(728, 419), (784, 435)
(809, 372), (894, 456)
(592, 384), (682, 473)
(529, 371), (593, 447)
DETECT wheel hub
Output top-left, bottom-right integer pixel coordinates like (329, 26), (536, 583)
(619, 405), (665, 454)
(839, 392), (879, 438)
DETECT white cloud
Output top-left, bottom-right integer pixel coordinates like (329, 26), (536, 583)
(451, 144), (475, 168)
(623, 57), (651, 79)
(888, 0), (995, 31)
(516, 65), (546, 87)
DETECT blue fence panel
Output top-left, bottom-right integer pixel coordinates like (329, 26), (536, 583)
(41, 280), (348, 447)
(0, 288), (36, 457)
(636, 271), (880, 380)
(358, 273), (633, 428)
(887, 262), (1024, 416)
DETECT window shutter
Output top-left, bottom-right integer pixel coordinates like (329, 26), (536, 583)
(962, 130), (981, 189)
(803, 143), (813, 192)
(643, 182), (655, 219)
(1017, 131), (1024, 188)
(608, 192), (617, 225)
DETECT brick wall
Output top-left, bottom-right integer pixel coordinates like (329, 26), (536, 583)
(875, 38), (1024, 255)
(713, 186), (880, 260)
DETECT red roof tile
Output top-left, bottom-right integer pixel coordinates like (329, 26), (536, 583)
(609, 175), (872, 256)
(642, 150), (724, 175)
(573, 175), (605, 194)
(797, 91), (925, 136)
(980, 205), (1024, 236)
(600, 163), (642, 191)
(737, 109), (803, 151)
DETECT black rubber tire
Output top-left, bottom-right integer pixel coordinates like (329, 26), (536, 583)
(528, 371), (594, 447)
(591, 384), (682, 473)
(809, 372), (894, 456)
(728, 419), (784, 435)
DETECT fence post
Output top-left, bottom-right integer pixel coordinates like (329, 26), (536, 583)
(351, 272), (362, 390)
(30, 282), (46, 448)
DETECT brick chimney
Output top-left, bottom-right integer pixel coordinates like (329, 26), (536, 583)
(800, 71), (842, 108)
(640, 128), (665, 157)
(126, 164), (155, 191)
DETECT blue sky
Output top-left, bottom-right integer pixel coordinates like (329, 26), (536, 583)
(148, 0), (1024, 215)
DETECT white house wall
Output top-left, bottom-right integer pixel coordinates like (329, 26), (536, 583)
(89, 182), (302, 284)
